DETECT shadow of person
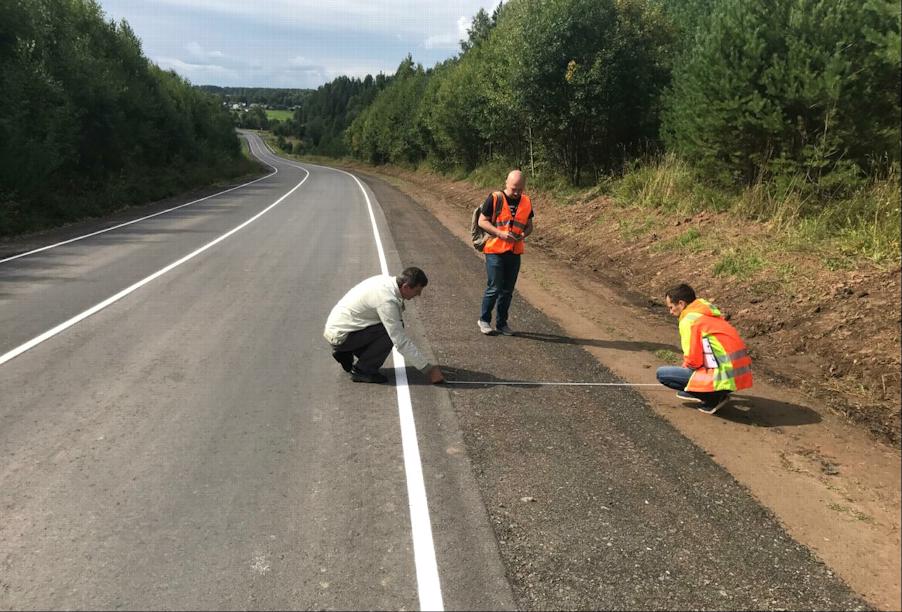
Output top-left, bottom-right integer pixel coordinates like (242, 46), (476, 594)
(514, 331), (678, 353)
(712, 394), (822, 428)
(397, 364), (541, 389)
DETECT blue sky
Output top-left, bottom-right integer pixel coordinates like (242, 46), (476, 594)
(96, 0), (501, 88)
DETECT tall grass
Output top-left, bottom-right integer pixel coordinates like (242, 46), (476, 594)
(613, 153), (730, 213)
(612, 153), (901, 265)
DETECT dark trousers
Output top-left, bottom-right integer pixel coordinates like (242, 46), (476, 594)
(480, 252), (521, 327)
(656, 366), (727, 404)
(333, 324), (393, 374)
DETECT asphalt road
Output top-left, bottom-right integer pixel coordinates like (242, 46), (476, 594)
(0, 134), (867, 610)
(0, 132), (511, 610)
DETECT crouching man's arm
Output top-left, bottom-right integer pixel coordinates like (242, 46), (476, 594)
(377, 300), (444, 383)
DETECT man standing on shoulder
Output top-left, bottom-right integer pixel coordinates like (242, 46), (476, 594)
(324, 267), (444, 384)
(656, 283), (753, 414)
(477, 170), (534, 336)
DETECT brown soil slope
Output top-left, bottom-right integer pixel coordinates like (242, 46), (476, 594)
(358, 163), (902, 445)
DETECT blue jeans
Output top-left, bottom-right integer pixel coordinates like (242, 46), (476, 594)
(480, 252), (521, 328)
(656, 366), (727, 404)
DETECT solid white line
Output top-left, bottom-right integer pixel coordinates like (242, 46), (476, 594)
(254, 144), (444, 609)
(0, 135), (279, 264)
(444, 381), (663, 387)
(344, 160), (444, 611)
(0, 167), (309, 367)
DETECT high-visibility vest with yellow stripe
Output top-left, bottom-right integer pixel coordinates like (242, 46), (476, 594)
(679, 299), (753, 393)
(483, 192), (532, 255)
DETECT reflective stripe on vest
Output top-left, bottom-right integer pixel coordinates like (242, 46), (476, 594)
(728, 348), (749, 361)
(484, 193), (532, 255)
(685, 324), (753, 393)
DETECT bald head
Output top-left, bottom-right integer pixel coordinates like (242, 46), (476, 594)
(504, 170), (525, 197)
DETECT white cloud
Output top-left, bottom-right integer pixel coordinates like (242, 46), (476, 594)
(154, 56), (239, 82)
(457, 15), (472, 40)
(98, 0), (501, 87)
(151, 0), (496, 39)
(288, 56), (322, 71)
(182, 41), (263, 72)
(422, 14), (473, 49)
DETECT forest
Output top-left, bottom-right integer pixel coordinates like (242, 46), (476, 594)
(276, 0), (900, 260)
(0, 0), (257, 236)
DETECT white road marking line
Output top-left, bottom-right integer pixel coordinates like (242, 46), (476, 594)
(444, 381), (663, 387)
(0, 167), (310, 367)
(0, 136), (279, 265)
(326, 156), (443, 611)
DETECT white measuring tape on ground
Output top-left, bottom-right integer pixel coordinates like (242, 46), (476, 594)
(443, 381), (664, 387)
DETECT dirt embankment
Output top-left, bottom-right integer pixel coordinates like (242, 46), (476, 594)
(353, 162), (902, 445)
(534, 201), (901, 446)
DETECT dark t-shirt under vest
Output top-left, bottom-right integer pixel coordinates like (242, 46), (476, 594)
(480, 192), (535, 220)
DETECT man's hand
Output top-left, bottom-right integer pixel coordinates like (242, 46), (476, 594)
(496, 230), (514, 241)
(426, 366), (444, 384)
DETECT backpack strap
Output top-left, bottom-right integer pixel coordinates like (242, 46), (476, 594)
(491, 191), (503, 224)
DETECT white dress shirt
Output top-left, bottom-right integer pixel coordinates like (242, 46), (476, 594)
(323, 274), (431, 371)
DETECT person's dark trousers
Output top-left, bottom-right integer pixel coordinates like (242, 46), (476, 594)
(333, 324), (393, 374)
(480, 252), (521, 328)
(656, 366), (727, 404)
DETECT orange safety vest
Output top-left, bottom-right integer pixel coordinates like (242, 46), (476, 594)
(679, 299), (753, 393)
(483, 192), (532, 255)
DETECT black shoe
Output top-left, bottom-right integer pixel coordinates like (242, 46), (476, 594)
(698, 393), (731, 414)
(351, 368), (388, 384)
(332, 350), (353, 373)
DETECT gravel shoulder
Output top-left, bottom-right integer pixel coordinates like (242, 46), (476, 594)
(360, 171), (880, 610)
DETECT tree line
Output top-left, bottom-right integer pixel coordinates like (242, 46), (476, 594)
(281, 0), (899, 213)
(198, 86), (309, 109)
(0, 0), (255, 236)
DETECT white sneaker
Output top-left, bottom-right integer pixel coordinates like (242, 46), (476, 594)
(478, 320), (494, 335)
(496, 324), (515, 336)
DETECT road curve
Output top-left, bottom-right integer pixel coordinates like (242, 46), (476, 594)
(0, 132), (513, 610)
(0, 134), (869, 611)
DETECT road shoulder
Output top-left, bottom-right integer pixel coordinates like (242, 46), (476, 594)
(357, 167), (900, 611)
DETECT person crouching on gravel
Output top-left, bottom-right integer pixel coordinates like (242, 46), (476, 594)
(656, 283), (752, 414)
(324, 266), (444, 385)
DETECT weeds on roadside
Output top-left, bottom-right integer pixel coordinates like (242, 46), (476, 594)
(612, 153), (900, 267)
(653, 227), (704, 253)
(653, 349), (681, 364)
(713, 248), (765, 278)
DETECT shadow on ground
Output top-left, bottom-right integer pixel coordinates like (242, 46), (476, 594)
(514, 330), (678, 353)
(698, 394), (823, 428)
(399, 365), (542, 389)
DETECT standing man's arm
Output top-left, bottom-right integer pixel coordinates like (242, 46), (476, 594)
(523, 218), (533, 238)
(478, 193), (514, 241)
(479, 214), (512, 241)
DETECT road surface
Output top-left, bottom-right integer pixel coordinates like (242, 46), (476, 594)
(0, 133), (866, 610)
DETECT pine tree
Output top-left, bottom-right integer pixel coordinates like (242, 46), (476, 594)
(663, 0), (901, 186)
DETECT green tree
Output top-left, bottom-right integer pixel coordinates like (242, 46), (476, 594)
(0, 0), (247, 235)
(663, 0), (901, 186)
(346, 56), (429, 165)
(508, 0), (673, 183)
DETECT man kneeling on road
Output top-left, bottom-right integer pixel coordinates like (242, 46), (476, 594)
(656, 283), (752, 414)
(324, 266), (444, 384)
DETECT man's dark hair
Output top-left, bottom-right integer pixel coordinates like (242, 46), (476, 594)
(398, 266), (428, 288)
(665, 283), (696, 305)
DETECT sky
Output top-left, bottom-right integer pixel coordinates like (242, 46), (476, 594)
(96, 0), (501, 89)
